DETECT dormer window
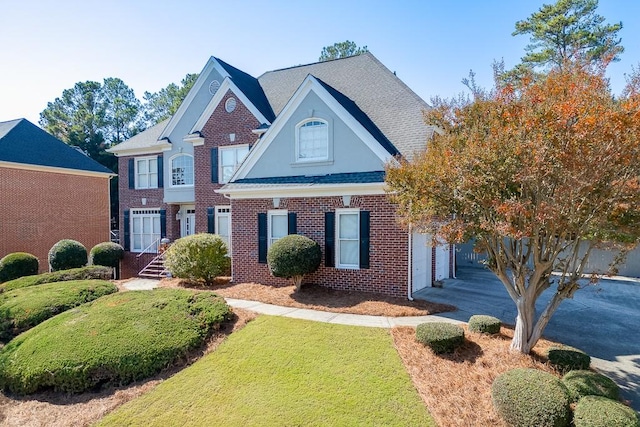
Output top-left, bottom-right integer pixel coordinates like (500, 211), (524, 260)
(171, 154), (194, 186)
(296, 119), (328, 162)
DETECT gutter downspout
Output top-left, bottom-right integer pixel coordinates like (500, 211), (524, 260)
(407, 225), (414, 301)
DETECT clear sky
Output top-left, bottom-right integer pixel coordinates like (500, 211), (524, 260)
(1, 0), (638, 126)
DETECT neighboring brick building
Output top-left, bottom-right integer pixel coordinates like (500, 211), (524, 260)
(0, 119), (114, 271)
(110, 54), (453, 298)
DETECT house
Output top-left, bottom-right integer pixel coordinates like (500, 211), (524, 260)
(109, 53), (453, 297)
(0, 118), (115, 271)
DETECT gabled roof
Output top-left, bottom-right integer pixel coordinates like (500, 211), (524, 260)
(258, 52), (433, 159)
(107, 118), (171, 156)
(0, 119), (113, 175)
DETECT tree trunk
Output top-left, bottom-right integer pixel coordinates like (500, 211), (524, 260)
(292, 275), (303, 291)
(510, 298), (536, 354)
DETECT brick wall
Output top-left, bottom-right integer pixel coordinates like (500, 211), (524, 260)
(0, 166), (110, 272)
(231, 194), (409, 298)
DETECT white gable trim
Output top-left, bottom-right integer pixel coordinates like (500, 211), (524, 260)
(0, 161), (115, 178)
(233, 75), (396, 181)
(188, 77), (271, 135)
(159, 57), (230, 140)
(216, 182), (386, 199)
(108, 141), (172, 157)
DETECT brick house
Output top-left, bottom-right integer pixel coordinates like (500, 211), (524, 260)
(0, 118), (114, 271)
(109, 53), (453, 297)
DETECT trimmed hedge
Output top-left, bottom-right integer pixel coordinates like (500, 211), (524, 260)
(415, 322), (465, 354)
(0, 280), (117, 340)
(468, 315), (501, 334)
(90, 242), (124, 268)
(0, 289), (231, 394)
(0, 266), (113, 292)
(573, 395), (639, 427)
(164, 234), (230, 285)
(267, 234), (322, 290)
(0, 253), (39, 283)
(562, 370), (620, 402)
(492, 368), (571, 427)
(48, 239), (88, 271)
(547, 345), (591, 372)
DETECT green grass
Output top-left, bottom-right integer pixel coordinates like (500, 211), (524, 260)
(98, 316), (435, 426)
(0, 289), (231, 394)
(0, 279), (117, 340)
(0, 266), (113, 292)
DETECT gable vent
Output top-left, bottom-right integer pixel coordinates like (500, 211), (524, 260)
(208, 80), (221, 95)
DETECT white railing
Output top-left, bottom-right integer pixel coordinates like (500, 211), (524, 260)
(136, 238), (161, 258)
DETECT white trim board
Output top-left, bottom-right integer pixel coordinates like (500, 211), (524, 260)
(216, 182), (386, 199)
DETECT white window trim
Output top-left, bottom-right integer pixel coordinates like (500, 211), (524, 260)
(134, 156), (158, 189)
(215, 206), (231, 250)
(219, 144), (250, 184)
(267, 209), (288, 248)
(130, 208), (161, 253)
(336, 208), (360, 270)
(295, 118), (330, 163)
(169, 153), (194, 187)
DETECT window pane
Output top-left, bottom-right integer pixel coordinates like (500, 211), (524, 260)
(138, 174), (148, 188)
(137, 160), (147, 174)
(153, 217), (161, 234)
(340, 241), (359, 265)
(143, 217), (151, 233)
(221, 149), (235, 166)
(149, 159), (157, 173)
(217, 216), (229, 237)
(149, 172), (158, 188)
(132, 217), (141, 233)
(133, 234), (142, 250)
(339, 214), (358, 239)
(237, 146), (249, 161)
(271, 214), (288, 239)
(298, 121), (327, 160)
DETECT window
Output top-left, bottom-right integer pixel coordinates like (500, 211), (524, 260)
(171, 154), (194, 186)
(219, 145), (249, 183)
(216, 206), (231, 249)
(135, 157), (158, 189)
(268, 210), (288, 247)
(336, 209), (360, 269)
(131, 209), (161, 253)
(296, 119), (328, 162)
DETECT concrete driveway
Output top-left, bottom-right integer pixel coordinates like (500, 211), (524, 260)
(414, 266), (640, 411)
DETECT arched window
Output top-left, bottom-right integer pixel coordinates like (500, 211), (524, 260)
(171, 154), (194, 186)
(296, 119), (328, 162)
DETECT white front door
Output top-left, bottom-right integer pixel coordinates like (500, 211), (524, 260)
(412, 233), (432, 292)
(434, 243), (449, 281)
(180, 206), (196, 237)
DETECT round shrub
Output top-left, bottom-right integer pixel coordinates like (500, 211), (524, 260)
(468, 314), (501, 334)
(164, 234), (229, 285)
(90, 242), (124, 267)
(0, 252), (39, 283)
(415, 322), (465, 354)
(267, 234), (322, 290)
(48, 239), (88, 271)
(573, 395), (639, 427)
(492, 368), (571, 427)
(562, 370), (620, 402)
(547, 345), (591, 373)
(0, 289), (231, 394)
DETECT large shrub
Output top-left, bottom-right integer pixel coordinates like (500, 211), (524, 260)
(573, 395), (639, 427)
(415, 322), (465, 354)
(0, 253), (39, 283)
(0, 279), (117, 340)
(0, 289), (231, 394)
(492, 368), (571, 427)
(0, 266), (113, 292)
(164, 234), (230, 285)
(562, 370), (620, 402)
(547, 345), (591, 373)
(90, 242), (124, 267)
(48, 239), (88, 271)
(468, 315), (501, 334)
(267, 234), (322, 290)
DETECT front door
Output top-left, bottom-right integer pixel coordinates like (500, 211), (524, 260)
(180, 206), (196, 237)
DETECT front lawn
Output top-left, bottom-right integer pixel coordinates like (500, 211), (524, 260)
(98, 315), (435, 426)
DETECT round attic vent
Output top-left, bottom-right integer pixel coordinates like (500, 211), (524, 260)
(225, 97), (237, 113)
(208, 80), (221, 95)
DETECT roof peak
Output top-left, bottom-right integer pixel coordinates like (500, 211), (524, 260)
(260, 52), (374, 76)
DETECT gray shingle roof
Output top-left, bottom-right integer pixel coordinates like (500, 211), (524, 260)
(0, 119), (113, 174)
(107, 118), (170, 153)
(258, 53), (433, 160)
(233, 171), (385, 185)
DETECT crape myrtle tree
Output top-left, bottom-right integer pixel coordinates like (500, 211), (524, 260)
(386, 60), (640, 354)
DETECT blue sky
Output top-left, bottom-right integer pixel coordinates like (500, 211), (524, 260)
(1, 0), (638, 125)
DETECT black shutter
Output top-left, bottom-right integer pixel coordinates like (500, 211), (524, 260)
(128, 159), (134, 189)
(211, 148), (218, 183)
(324, 212), (335, 267)
(258, 213), (267, 263)
(160, 209), (167, 239)
(123, 209), (130, 251)
(288, 212), (297, 234)
(207, 207), (215, 233)
(359, 211), (370, 269)
(157, 155), (163, 188)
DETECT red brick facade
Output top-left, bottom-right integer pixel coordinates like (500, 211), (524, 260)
(231, 194), (410, 298)
(0, 165), (110, 272)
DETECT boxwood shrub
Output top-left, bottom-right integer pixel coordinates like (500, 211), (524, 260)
(562, 370), (620, 402)
(0, 266), (113, 292)
(164, 234), (230, 285)
(573, 395), (639, 427)
(492, 368), (571, 427)
(0, 252), (39, 283)
(468, 315), (501, 334)
(267, 234), (322, 290)
(415, 322), (465, 354)
(48, 239), (88, 271)
(0, 279), (117, 340)
(547, 345), (591, 373)
(0, 289), (231, 394)
(90, 242), (124, 268)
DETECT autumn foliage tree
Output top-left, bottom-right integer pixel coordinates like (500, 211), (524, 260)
(386, 60), (640, 354)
